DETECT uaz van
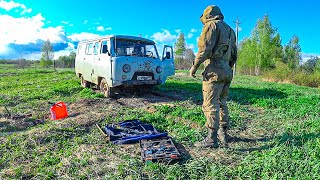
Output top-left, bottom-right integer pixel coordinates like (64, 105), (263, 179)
(75, 35), (175, 97)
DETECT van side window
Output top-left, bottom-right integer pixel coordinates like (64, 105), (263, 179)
(93, 42), (100, 55)
(86, 43), (93, 55)
(101, 41), (109, 54)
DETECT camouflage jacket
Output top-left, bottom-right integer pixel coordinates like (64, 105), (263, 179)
(193, 6), (237, 82)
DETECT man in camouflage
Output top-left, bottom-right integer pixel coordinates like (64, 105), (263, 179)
(190, 5), (237, 148)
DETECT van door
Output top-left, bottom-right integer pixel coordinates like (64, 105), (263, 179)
(83, 43), (94, 82)
(162, 45), (175, 77)
(99, 40), (112, 86)
(91, 41), (100, 84)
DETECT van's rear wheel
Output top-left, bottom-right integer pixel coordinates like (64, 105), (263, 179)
(81, 76), (90, 88)
(100, 78), (114, 98)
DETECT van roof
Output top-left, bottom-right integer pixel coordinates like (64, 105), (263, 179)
(79, 35), (155, 44)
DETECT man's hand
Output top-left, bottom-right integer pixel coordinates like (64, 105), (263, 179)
(189, 66), (197, 78)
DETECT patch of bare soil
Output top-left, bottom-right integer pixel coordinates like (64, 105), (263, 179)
(0, 107), (45, 134)
(115, 92), (174, 108)
(64, 90), (185, 127)
(66, 98), (119, 126)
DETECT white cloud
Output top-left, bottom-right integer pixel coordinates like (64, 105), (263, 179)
(0, 43), (12, 55)
(21, 8), (32, 14)
(0, 0), (31, 14)
(175, 29), (181, 34)
(83, 20), (88, 24)
(23, 52), (41, 60)
(54, 42), (77, 59)
(301, 53), (320, 62)
(0, 0), (25, 11)
(187, 33), (193, 39)
(151, 29), (177, 43)
(190, 28), (197, 33)
(61, 21), (69, 25)
(187, 43), (195, 50)
(0, 13), (67, 45)
(97, 26), (112, 32)
(0, 13), (67, 56)
(96, 26), (104, 31)
(68, 32), (102, 42)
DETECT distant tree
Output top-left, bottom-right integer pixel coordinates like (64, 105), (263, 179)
(56, 51), (76, 68)
(252, 15), (282, 74)
(283, 35), (301, 69)
(41, 39), (54, 70)
(175, 33), (186, 58)
(39, 57), (53, 68)
(316, 58), (320, 72)
(174, 33), (187, 69)
(238, 38), (258, 75)
(16, 58), (28, 68)
(69, 51), (76, 67)
(301, 56), (319, 73)
(238, 15), (282, 75)
(182, 48), (196, 69)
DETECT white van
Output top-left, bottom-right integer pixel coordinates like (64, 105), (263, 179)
(75, 35), (175, 97)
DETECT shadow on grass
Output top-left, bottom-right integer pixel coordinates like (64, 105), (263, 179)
(277, 132), (320, 147)
(174, 141), (192, 162)
(234, 132), (320, 153)
(158, 81), (288, 105)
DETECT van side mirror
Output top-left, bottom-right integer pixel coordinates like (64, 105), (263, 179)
(102, 45), (109, 55)
(165, 52), (171, 59)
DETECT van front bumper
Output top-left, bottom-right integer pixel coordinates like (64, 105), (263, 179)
(121, 80), (162, 86)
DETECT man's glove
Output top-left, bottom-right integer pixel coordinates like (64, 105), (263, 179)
(189, 66), (197, 78)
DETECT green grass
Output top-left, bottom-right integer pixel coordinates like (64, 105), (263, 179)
(0, 66), (319, 179)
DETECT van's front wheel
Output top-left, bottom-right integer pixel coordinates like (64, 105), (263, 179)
(100, 78), (114, 98)
(81, 75), (90, 88)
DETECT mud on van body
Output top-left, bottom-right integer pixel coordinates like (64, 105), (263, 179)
(75, 35), (175, 97)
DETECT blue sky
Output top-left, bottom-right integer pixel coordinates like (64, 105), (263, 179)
(0, 0), (319, 60)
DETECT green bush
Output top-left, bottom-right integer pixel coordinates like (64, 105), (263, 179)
(39, 58), (53, 68)
(264, 62), (320, 88)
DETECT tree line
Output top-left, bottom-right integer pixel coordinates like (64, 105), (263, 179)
(0, 39), (76, 69)
(237, 15), (319, 76)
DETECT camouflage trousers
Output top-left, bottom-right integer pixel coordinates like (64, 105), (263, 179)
(202, 80), (230, 130)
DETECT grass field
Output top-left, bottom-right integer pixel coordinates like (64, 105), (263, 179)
(0, 65), (319, 179)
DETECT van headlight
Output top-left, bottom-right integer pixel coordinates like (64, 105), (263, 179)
(156, 66), (162, 74)
(123, 64), (131, 73)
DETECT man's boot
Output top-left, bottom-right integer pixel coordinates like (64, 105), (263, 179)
(194, 128), (219, 148)
(218, 127), (228, 148)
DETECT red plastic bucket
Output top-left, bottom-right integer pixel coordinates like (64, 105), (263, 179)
(50, 102), (68, 120)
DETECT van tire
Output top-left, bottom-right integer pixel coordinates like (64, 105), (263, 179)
(81, 76), (90, 88)
(100, 78), (114, 98)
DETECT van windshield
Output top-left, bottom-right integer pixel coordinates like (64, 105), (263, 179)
(115, 39), (158, 58)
